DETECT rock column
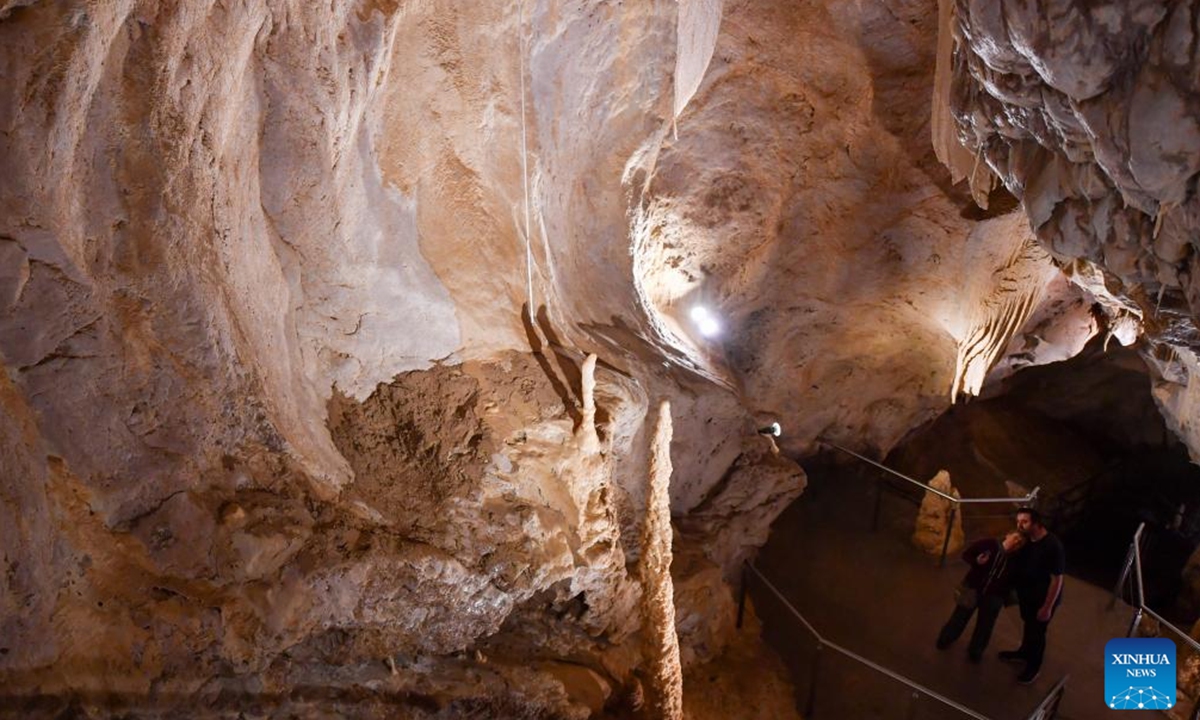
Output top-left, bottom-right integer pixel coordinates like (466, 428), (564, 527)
(639, 400), (684, 720)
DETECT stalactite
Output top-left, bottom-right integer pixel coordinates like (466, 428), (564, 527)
(952, 236), (1053, 401)
(931, 0), (993, 208)
(674, 0), (724, 123)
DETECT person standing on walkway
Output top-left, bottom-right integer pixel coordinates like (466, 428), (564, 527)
(936, 531), (1025, 662)
(1000, 507), (1065, 684)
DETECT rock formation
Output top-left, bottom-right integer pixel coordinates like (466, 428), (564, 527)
(912, 469), (966, 556)
(638, 400), (683, 720)
(938, 0), (1200, 458)
(2, 0), (1199, 716)
(1172, 617), (1200, 720)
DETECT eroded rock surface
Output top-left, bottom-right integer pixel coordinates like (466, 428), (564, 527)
(634, 0), (1088, 459)
(942, 0), (1200, 458)
(1, 343), (799, 715)
(5, 0), (1192, 716)
(912, 469), (965, 556)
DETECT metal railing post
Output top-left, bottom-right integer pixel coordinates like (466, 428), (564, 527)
(1024, 675), (1068, 720)
(1048, 684), (1065, 720)
(1126, 607), (1144, 638)
(1133, 523), (1146, 608)
(907, 691), (921, 720)
(940, 505), (957, 568)
(736, 563), (748, 630)
(1110, 523), (1200, 657)
(746, 562), (993, 720)
(805, 643), (823, 717)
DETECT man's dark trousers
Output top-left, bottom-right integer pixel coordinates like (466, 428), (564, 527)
(1017, 600), (1053, 674)
(937, 594), (1004, 659)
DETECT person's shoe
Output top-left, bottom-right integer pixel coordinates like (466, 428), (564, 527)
(998, 650), (1025, 663)
(936, 639), (952, 650)
(1017, 667), (1041, 684)
(968, 651), (983, 664)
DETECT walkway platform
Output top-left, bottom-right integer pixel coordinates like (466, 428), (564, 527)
(751, 458), (1140, 719)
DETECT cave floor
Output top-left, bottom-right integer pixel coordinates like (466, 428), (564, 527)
(752, 459), (1138, 720)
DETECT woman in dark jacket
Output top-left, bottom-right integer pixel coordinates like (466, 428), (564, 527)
(936, 531), (1025, 662)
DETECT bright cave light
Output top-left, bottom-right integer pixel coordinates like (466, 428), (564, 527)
(689, 305), (721, 338)
(758, 422), (782, 437)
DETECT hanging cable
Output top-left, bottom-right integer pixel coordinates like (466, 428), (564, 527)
(518, 0), (535, 313)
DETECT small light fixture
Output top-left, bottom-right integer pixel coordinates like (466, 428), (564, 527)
(689, 305), (721, 338)
(758, 422), (782, 437)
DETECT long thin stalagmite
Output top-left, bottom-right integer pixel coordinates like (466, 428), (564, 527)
(579, 354), (601, 453)
(639, 400), (684, 720)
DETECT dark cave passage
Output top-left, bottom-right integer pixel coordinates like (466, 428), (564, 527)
(887, 337), (1200, 621)
(752, 339), (1200, 718)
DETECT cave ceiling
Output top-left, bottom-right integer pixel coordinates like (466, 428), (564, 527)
(1, 0), (1197, 716)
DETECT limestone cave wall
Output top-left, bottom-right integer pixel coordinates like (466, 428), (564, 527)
(940, 0), (1200, 457)
(1, 0), (1193, 717)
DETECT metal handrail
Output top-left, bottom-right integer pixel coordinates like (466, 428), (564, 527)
(743, 561), (993, 720)
(1133, 523), (1147, 609)
(823, 440), (1042, 566)
(1027, 675), (1069, 720)
(822, 440), (1041, 505)
(1122, 522), (1200, 654)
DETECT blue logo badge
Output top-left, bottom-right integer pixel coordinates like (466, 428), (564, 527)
(1105, 638), (1176, 710)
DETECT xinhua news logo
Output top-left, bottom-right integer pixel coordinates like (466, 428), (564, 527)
(1105, 638), (1176, 710)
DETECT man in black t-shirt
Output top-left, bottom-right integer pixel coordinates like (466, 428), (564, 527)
(998, 507), (1065, 684)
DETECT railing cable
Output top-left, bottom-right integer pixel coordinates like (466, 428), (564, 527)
(1123, 522), (1200, 654)
(821, 440), (1040, 505)
(517, 0), (535, 312)
(745, 562), (994, 720)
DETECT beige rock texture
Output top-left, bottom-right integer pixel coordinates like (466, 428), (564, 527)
(940, 0), (1200, 460)
(4, 0), (1197, 716)
(679, 435), (806, 581)
(631, 0), (1099, 463)
(1182, 546), (1200, 622)
(912, 469), (966, 556)
(638, 401), (683, 720)
(982, 273), (1100, 391)
(681, 602), (802, 720)
(1172, 618), (1200, 720)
